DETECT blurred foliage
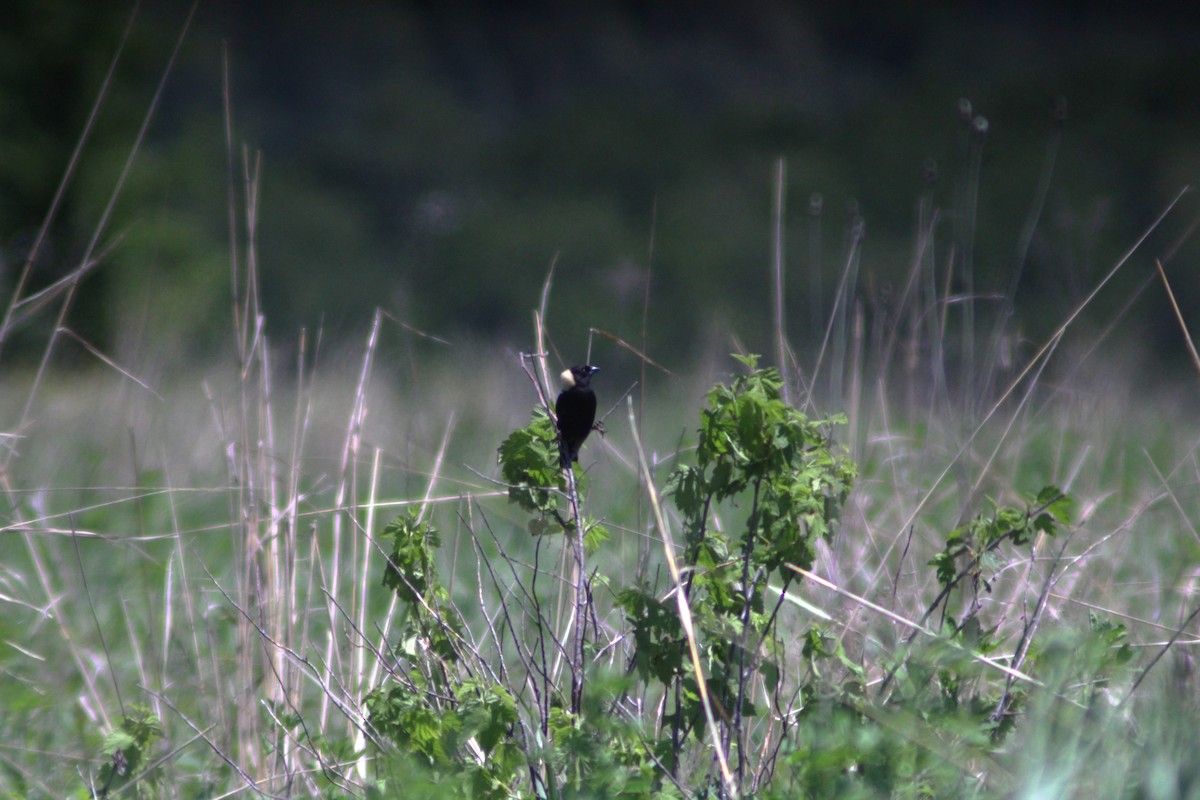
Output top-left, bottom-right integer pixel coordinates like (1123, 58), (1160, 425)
(3, 0), (1199, 370)
(93, 706), (164, 798)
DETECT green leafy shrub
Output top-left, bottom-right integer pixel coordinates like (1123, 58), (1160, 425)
(360, 355), (1141, 798)
(614, 354), (856, 785)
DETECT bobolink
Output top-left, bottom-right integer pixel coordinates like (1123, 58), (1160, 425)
(556, 365), (599, 467)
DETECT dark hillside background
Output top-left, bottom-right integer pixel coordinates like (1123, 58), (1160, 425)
(3, 1), (1199, 374)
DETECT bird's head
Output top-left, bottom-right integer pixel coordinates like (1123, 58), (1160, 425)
(560, 364), (599, 389)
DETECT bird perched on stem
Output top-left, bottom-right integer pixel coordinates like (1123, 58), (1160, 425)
(555, 365), (599, 467)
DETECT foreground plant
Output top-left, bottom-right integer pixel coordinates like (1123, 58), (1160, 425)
(358, 355), (1138, 799)
(619, 353), (856, 791)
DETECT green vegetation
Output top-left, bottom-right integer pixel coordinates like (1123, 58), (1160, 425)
(3, 315), (1199, 797)
(4, 7), (1200, 797)
(348, 357), (1144, 798)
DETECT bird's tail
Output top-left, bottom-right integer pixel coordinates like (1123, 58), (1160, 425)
(559, 443), (577, 468)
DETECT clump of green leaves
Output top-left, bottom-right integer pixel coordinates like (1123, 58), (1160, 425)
(670, 353), (856, 573)
(497, 407), (564, 516)
(882, 488), (1076, 732)
(367, 678), (522, 799)
(369, 514), (522, 796)
(377, 512), (464, 664)
(922, 485), (1076, 681)
(380, 511), (443, 607)
(929, 486), (1073, 594)
(94, 706), (163, 797)
(544, 673), (684, 799)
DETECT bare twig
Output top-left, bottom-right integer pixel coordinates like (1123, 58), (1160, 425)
(564, 462), (588, 714)
(1155, 259), (1200, 378)
(587, 328), (673, 375)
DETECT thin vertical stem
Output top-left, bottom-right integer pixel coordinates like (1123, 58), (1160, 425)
(771, 158), (790, 402)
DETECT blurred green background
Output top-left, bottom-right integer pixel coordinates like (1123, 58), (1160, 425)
(3, 0), (1199, 372)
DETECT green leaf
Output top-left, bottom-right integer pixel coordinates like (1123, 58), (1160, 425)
(584, 521), (610, 553)
(929, 551), (958, 587)
(731, 353), (760, 370)
(1036, 485), (1074, 525)
(497, 407), (563, 514)
(380, 512), (441, 606)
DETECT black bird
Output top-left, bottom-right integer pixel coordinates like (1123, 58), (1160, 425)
(555, 365), (599, 467)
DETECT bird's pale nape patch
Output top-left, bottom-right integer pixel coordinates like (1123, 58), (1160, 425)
(560, 368), (576, 388)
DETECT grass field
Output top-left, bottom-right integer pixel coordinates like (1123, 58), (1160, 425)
(4, 225), (1200, 797)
